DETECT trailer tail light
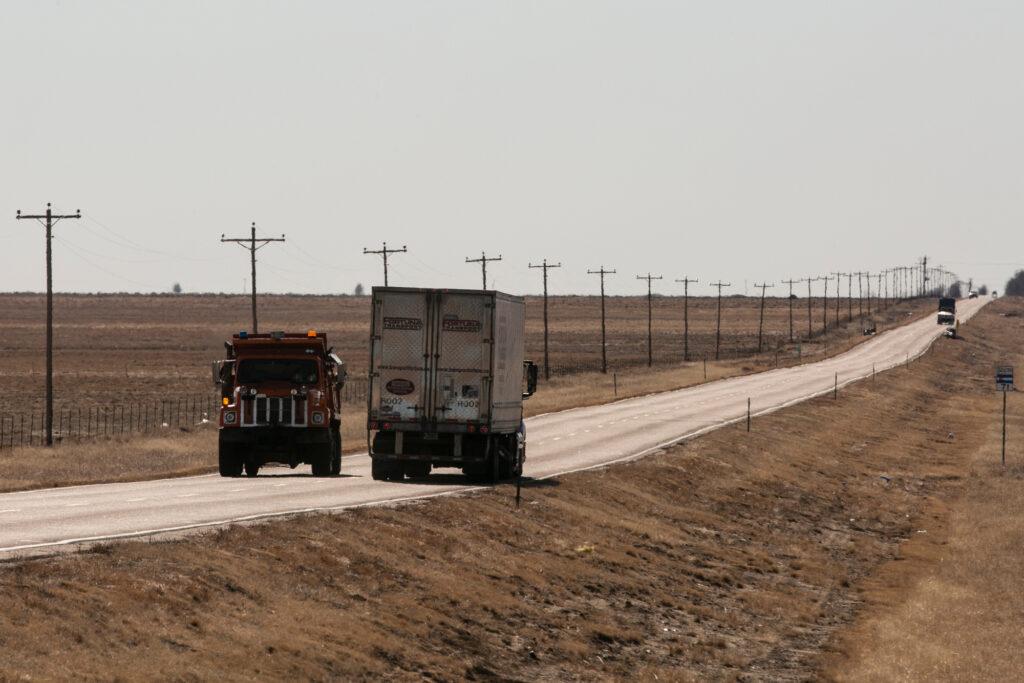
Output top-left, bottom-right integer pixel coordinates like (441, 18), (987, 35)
(382, 422), (393, 430)
(479, 426), (489, 434)
(467, 424), (476, 433)
(369, 421), (378, 430)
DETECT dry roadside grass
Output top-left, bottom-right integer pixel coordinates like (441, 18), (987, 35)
(0, 298), (1011, 679)
(823, 300), (1024, 681)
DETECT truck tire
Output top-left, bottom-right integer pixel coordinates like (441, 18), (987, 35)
(311, 443), (331, 477)
(330, 426), (342, 476)
(218, 441), (243, 478)
(405, 462), (430, 479)
(371, 458), (401, 481)
(243, 458), (260, 478)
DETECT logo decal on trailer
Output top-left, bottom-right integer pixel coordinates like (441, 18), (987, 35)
(442, 316), (482, 332)
(383, 317), (423, 331)
(386, 378), (416, 395)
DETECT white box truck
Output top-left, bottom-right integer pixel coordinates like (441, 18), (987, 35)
(367, 287), (538, 482)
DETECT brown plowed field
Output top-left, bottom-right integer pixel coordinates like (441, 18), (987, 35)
(0, 292), (930, 415)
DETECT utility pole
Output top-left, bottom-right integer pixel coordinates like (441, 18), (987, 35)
(16, 203), (81, 447)
(876, 272), (883, 310)
(857, 272), (865, 320)
(466, 251), (502, 289)
(636, 273), (663, 367)
(710, 281), (731, 360)
(803, 276), (821, 339)
(529, 259), (562, 380)
(755, 282), (775, 353)
(822, 275), (829, 335)
(588, 266), (616, 374)
(921, 256), (928, 297)
(675, 276), (698, 361)
(832, 272), (844, 327)
(221, 222), (285, 334)
(865, 272), (872, 314)
(783, 278), (799, 342)
(847, 272), (854, 322)
(362, 241), (407, 287)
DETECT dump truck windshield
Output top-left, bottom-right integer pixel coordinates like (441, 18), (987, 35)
(237, 359), (318, 384)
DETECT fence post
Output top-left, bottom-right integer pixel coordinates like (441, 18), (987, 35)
(703, 353), (707, 380)
(834, 372), (838, 400)
(613, 372), (618, 397)
(747, 397), (751, 432)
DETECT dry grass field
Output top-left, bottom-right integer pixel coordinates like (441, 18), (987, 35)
(0, 291), (930, 417)
(0, 297), (1016, 679)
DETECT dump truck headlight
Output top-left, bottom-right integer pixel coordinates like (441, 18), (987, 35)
(223, 412), (237, 425)
(311, 412), (325, 425)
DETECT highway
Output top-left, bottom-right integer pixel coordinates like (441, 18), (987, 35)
(0, 297), (987, 558)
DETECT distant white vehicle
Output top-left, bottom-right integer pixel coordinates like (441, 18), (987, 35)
(968, 290), (978, 299)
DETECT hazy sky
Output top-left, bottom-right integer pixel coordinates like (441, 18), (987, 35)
(2, 1), (1022, 297)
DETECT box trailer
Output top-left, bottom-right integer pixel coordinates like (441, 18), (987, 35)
(367, 287), (537, 482)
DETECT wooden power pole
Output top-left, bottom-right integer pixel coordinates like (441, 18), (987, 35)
(221, 222), (285, 334)
(466, 251), (502, 289)
(362, 241), (407, 286)
(782, 278), (799, 343)
(755, 282), (775, 353)
(529, 259), (562, 380)
(710, 281), (731, 360)
(16, 203), (81, 447)
(675, 276), (698, 361)
(588, 266), (616, 374)
(636, 273), (663, 367)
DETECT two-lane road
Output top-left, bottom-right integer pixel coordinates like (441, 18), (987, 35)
(0, 297), (987, 558)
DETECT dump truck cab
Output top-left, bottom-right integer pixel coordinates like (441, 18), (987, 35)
(213, 331), (345, 477)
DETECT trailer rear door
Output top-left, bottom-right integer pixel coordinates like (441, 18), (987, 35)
(432, 292), (492, 423)
(370, 290), (431, 423)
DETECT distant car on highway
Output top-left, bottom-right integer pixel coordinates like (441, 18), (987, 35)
(968, 290), (979, 299)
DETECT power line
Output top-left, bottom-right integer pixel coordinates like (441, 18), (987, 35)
(636, 273), (663, 367)
(221, 222), (285, 334)
(529, 259), (562, 380)
(674, 276), (698, 361)
(587, 266), (616, 374)
(466, 251), (502, 289)
(16, 202), (81, 447)
(363, 242), (407, 287)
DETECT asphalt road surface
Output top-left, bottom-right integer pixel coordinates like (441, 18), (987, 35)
(0, 298), (987, 558)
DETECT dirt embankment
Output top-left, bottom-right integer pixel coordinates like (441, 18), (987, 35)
(0, 299), (1016, 680)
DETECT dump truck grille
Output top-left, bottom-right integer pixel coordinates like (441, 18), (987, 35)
(241, 396), (306, 427)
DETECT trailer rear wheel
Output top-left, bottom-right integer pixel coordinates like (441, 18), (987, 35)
(405, 462), (430, 479)
(371, 459), (400, 481)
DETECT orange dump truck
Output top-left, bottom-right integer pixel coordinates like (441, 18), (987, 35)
(213, 331), (346, 477)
